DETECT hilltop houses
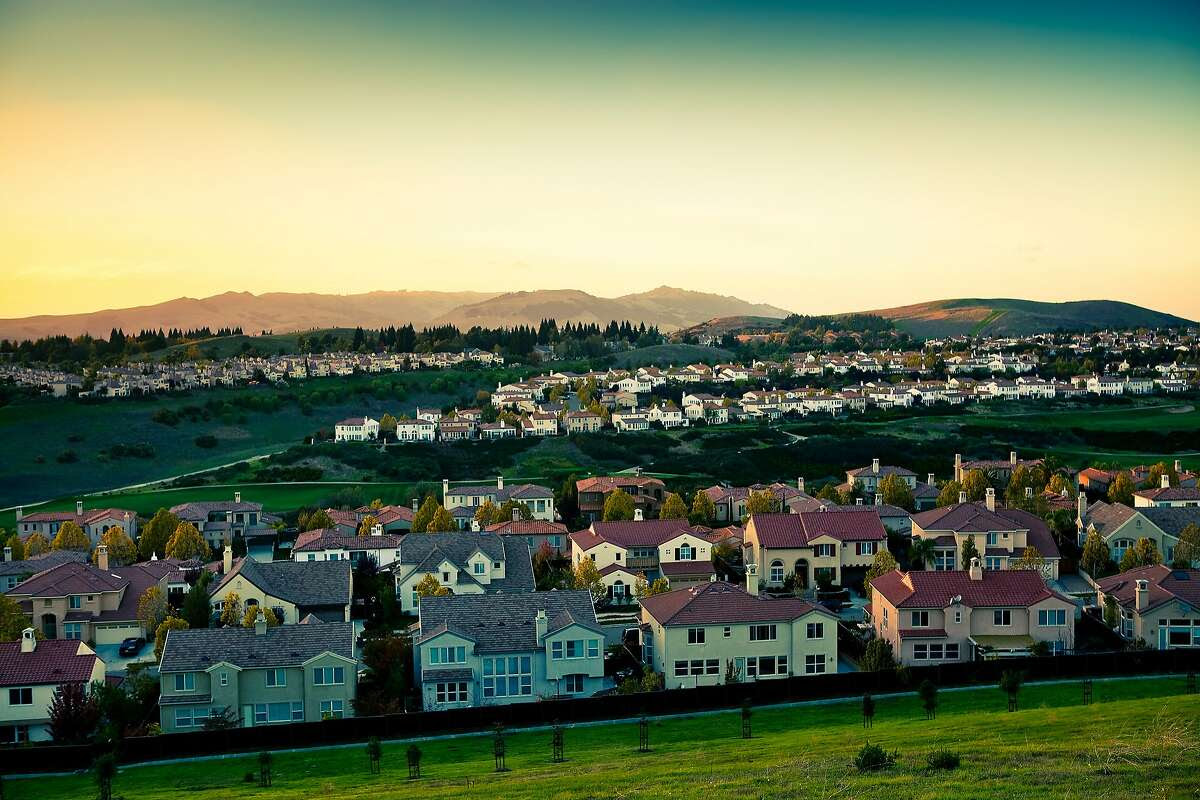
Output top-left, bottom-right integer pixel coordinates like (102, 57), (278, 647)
(14, 502), (138, 548)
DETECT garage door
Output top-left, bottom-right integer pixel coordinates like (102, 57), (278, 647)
(94, 622), (141, 645)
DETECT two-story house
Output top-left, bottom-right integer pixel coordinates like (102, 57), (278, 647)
(413, 591), (605, 710)
(953, 452), (1043, 485)
(869, 559), (1075, 663)
(1077, 497), (1200, 566)
(395, 418), (437, 442)
(483, 519), (570, 555)
(0, 549), (88, 592)
(702, 481), (822, 524)
(1094, 565), (1199, 649)
(743, 509), (888, 590)
(840, 459), (916, 502)
(569, 516), (716, 602)
(640, 579), (838, 688)
(333, 416), (380, 442)
(1134, 475), (1200, 508)
(14, 501), (138, 548)
(564, 410), (603, 434)
(170, 494), (279, 552)
(576, 475), (666, 523)
(392, 532), (535, 615)
(442, 477), (556, 523)
(0, 629), (106, 743)
(157, 616), (357, 732)
(291, 528), (404, 567)
(210, 550), (353, 624)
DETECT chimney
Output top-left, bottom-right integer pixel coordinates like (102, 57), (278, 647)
(1174, 459), (1182, 473)
(1025, 486), (1033, 499)
(985, 488), (995, 513)
(512, 507), (520, 522)
(442, 478), (449, 503)
(1077, 491), (1088, 523)
(411, 498), (419, 513)
(1135, 579), (1149, 612)
(371, 524), (382, 537)
(20, 627), (35, 654)
(1009, 451), (1017, 466)
(927, 473), (935, 486)
(634, 508), (644, 521)
(234, 491), (241, 504)
(746, 562), (759, 596)
(954, 453), (962, 475)
(97, 544), (109, 571)
(968, 557), (983, 581)
(2, 546), (10, 562)
(635, 466), (643, 476)
(797, 477), (805, 493)
(470, 519), (481, 532)
(15, 506), (22, 522)
(497, 475), (504, 490)
(254, 610), (267, 635)
(855, 497), (864, 506)
(76, 500), (84, 516)
(1161, 474), (1170, 489)
(874, 493), (882, 506)
(872, 458), (880, 474)
(223, 544), (233, 574)
(535, 609), (548, 645)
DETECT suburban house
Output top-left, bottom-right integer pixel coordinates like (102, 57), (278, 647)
(6, 551), (189, 644)
(564, 410), (603, 434)
(0, 549), (88, 592)
(840, 459), (916, 502)
(702, 481), (822, 523)
(14, 501), (138, 548)
(0, 629), (106, 743)
(911, 490), (1063, 578)
(210, 551), (353, 623)
(483, 519), (569, 554)
(442, 478), (556, 523)
(1134, 476), (1200, 508)
(1077, 497), (1200, 566)
(157, 617), (357, 732)
(743, 509), (888, 590)
(413, 590), (605, 710)
(393, 531), (535, 615)
(576, 474), (666, 523)
(954, 452), (1042, 484)
(569, 517), (717, 602)
(1094, 565), (1200, 649)
(291, 527), (404, 566)
(869, 559), (1076, 663)
(640, 579), (838, 688)
(333, 416), (380, 442)
(170, 494), (279, 552)
(395, 418), (437, 442)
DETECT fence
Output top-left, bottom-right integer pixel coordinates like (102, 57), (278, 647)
(4, 648), (1198, 775)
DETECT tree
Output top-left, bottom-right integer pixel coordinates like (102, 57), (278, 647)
(659, 493), (688, 520)
(139, 508), (181, 560)
(0, 593), (34, 641)
(837, 480), (865, 507)
(219, 591), (243, 627)
(1078, 531), (1111, 579)
(24, 531), (50, 557)
(136, 585), (169, 637)
(744, 490), (778, 519)
(573, 558), (606, 605)
(1103, 595), (1119, 629)
(961, 470), (990, 502)
(410, 496), (439, 533)
(556, 475), (580, 528)
(1013, 547), (1046, 574)
(355, 634), (413, 716)
(474, 500), (501, 526)
(960, 536), (980, 570)
(909, 538), (936, 570)
(861, 638), (896, 672)
(357, 515), (379, 537)
(999, 669), (1023, 711)
(154, 616), (188, 661)
(4, 532), (24, 561)
(1119, 537), (1161, 571)
(1175, 523), (1200, 567)
(414, 573), (450, 598)
(918, 679), (938, 719)
(93, 528), (136, 566)
(427, 506), (456, 532)
(816, 483), (842, 504)
(497, 500), (532, 524)
(878, 474), (915, 512)
(1004, 464), (1042, 510)
(94, 751), (117, 800)
(182, 570), (214, 629)
(48, 682), (100, 744)
(242, 605), (280, 628)
(1107, 472), (1135, 506)
(379, 413), (398, 438)
(299, 509), (335, 532)
(602, 489), (636, 522)
(864, 550), (898, 600)
(690, 490), (716, 525)
(165, 522), (209, 560)
(1047, 473), (1075, 497)
(52, 520), (90, 552)
(1142, 461), (1178, 490)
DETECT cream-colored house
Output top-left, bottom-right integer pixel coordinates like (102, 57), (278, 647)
(210, 551), (352, 624)
(1077, 498), (1199, 567)
(743, 509), (888, 590)
(569, 517), (716, 603)
(392, 531), (535, 615)
(1094, 565), (1200, 649)
(1, 630), (106, 743)
(869, 559), (1076, 664)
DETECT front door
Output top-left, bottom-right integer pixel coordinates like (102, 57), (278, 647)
(41, 613), (57, 639)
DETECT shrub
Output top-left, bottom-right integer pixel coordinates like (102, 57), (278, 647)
(56, 449), (79, 463)
(926, 750), (961, 771)
(860, 638), (896, 672)
(194, 435), (219, 449)
(854, 742), (897, 772)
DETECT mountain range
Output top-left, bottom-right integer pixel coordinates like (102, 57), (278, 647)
(0, 287), (791, 340)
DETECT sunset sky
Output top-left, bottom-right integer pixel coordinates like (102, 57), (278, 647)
(2, 1), (1198, 320)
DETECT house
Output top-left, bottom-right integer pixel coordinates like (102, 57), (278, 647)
(0, 549), (89, 593)
(869, 560), (1075, 663)
(157, 617), (357, 732)
(702, 481), (821, 523)
(564, 410), (603, 434)
(912, 473), (941, 510)
(14, 501), (138, 548)
(576, 475), (666, 523)
(911, 489), (1062, 579)
(210, 550), (353, 623)
(291, 528), (404, 566)
(333, 416), (380, 442)
(442, 477), (556, 522)
(0, 630), (106, 743)
(646, 402), (688, 429)
(1094, 565), (1200, 649)
(170, 493), (279, 551)
(525, 412), (559, 436)
(483, 519), (569, 554)
(953, 452), (1042, 484)
(612, 410), (650, 432)
(438, 418), (475, 442)
(480, 420), (518, 439)
(841, 459), (915, 502)
(569, 517), (716, 602)
(743, 509), (888, 590)
(392, 531), (535, 615)
(395, 418), (437, 442)
(640, 579), (838, 688)
(1134, 475), (1200, 508)
(1077, 497), (1199, 566)
(413, 590), (605, 710)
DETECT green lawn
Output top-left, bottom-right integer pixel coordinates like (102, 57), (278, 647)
(8, 677), (1198, 800)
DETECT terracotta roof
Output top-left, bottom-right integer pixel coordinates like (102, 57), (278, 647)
(749, 510), (887, 548)
(0, 639), (103, 687)
(570, 519), (703, 550)
(913, 502), (1060, 558)
(1134, 487), (1200, 502)
(19, 508), (134, 524)
(1096, 565), (1200, 614)
(639, 581), (833, 626)
(870, 569), (1065, 609)
(659, 561), (716, 577)
(8, 560), (183, 623)
(577, 476), (665, 493)
(484, 520), (568, 535)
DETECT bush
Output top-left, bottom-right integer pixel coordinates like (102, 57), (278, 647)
(194, 435), (219, 449)
(854, 742), (897, 772)
(56, 449), (79, 463)
(926, 750), (960, 771)
(860, 638), (896, 672)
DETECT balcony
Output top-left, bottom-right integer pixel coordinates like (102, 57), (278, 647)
(626, 556), (659, 570)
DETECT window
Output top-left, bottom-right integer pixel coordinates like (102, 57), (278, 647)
(805, 654), (826, 674)
(588, 639), (600, 658)
(985, 556), (1003, 571)
(69, 595), (82, 609)
(993, 609), (1012, 627)
(265, 668), (287, 687)
(8, 688), (32, 706)
(674, 660), (688, 677)
(63, 623), (83, 640)
(933, 550), (955, 570)
(320, 699), (344, 719)
(435, 682), (468, 704)
(562, 674), (585, 694)
(307, 553), (316, 561)
(856, 541), (876, 556)
(313, 666), (346, 685)
(442, 571), (451, 583)
(219, 672), (229, 687)
(806, 622), (824, 640)
(411, 590), (420, 608)
(749, 624), (777, 642)
(253, 701), (304, 723)
(882, 607), (889, 629)
(553, 639), (598, 660)
(483, 656), (533, 698)
(746, 655), (787, 677)
(769, 561), (784, 584)
(175, 707), (200, 729)
(675, 544), (695, 561)
(814, 544), (835, 558)
(1038, 609), (1066, 626)
(987, 532), (999, 546)
(429, 646), (466, 665)
(473, 562), (485, 575)
(910, 611), (929, 628)
(953, 609), (962, 624)
(945, 643), (959, 660)
(687, 628), (705, 645)
(723, 626), (732, 638)
(174, 673), (195, 692)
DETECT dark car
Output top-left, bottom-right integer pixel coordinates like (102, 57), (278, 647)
(118, 637), (146, 657)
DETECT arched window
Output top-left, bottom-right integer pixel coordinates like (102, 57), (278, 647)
(611, 580), (626, 599)
(769, 560), (785, 584)
(1112, 538), (1135, 562)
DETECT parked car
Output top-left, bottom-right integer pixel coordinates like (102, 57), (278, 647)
(118, 637), (146, 657)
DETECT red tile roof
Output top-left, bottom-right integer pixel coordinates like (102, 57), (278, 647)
(1095, 565), (1200, 614)
(870, 569), (1066, 609)
(569, 519), (704, 550)
(913, 502), (1061, 558)
(749, 510), (886, 548)
(640, 581), (833, 626)
(484, 520), (568, 535)
(0, 639), (102, 687)
(576, 476), (665, 493)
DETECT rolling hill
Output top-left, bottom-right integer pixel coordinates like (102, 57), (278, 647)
(856, 298), (1195, 338)
(0, 287), (790, 340)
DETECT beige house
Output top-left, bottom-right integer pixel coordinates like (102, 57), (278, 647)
(743, 509), (888, 590)
(569, 517), (716, 603)
(640, 579), (838, 687)
(564, 410), (603, 434)
(1, 630), (106, 743)
(443, 477), (556, 522)
(210, 551), (353, 624)
(576, 475), (666, 523)
(1094, 565), (1200, 649)
(869, 559), (1075, 663)
(15, 500), (138, 548)
(1077, 498), (1199, 567)
(1133, 475), (1200, 508)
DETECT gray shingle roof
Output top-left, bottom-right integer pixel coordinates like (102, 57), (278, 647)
(159, 621), (355, 673)
(211, 558), (352, 609)
(417, 591), (600, 654)
(1140, 507), (1200, 537)
(400, 533), (534, 594)
(0, 550), (88, 577)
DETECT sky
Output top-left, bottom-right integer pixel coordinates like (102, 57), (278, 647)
(1, 0), (1199, 320)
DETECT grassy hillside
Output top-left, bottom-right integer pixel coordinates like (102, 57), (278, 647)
(863, 298), (1195, 338)
(8, 677), (1197, 800)
(607, 343), (734, 368)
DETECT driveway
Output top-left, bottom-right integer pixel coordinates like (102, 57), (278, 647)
(94, 643), (157, 677)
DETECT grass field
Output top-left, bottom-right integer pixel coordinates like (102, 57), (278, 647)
(607, 343), (734, 368)
(7, 677), (1197, 800)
